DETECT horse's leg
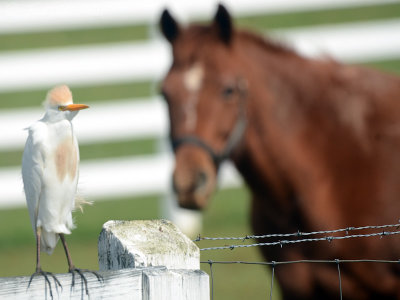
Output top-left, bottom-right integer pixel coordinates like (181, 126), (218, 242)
(345, 262), (399, 299)
(312, 263), (368, 300)
(273, 248), (315, 300)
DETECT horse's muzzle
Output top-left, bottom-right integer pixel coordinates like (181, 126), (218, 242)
(172, 146), (217, 210)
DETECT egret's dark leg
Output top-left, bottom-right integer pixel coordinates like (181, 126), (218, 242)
(59, 233), (103, 295)
(28, 227), (61, 299)
(35, 227), (41, 271)
(59, 233), (75, 270)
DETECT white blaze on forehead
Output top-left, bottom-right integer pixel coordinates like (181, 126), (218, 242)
(183, 63), (204, 131)
(184, 63), (204, 92)
(45, 85), (73, 107)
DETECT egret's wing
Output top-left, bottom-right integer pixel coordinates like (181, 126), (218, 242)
(22, 122), (47, 230)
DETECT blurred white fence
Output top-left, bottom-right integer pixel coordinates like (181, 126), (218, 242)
(1, 0), (396, 33)
(0, 0), (399, 209)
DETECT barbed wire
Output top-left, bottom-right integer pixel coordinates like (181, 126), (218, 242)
(195, 222), (400, 251)
(194, 222), (400, 241)
(200, 230), (400, 251)
(199, 230), (400, 251)
(199, 223), (400, 299)
(201, 258), (400, 266)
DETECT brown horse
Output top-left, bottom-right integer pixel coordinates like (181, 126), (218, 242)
(159, 5), (400, 300)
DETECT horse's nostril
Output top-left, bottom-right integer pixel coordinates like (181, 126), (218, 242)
(172, 169), (209, 195)
(195, 171), (208, 191)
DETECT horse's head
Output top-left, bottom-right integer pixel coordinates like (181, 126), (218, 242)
(160, 5), (247, 210)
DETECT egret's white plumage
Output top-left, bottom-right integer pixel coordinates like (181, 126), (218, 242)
(23, 86), (101, 296)
(22, 84), (88, 255)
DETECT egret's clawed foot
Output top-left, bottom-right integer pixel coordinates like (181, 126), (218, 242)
(27, 268), (62, 299)
(69, 267), (103, 295)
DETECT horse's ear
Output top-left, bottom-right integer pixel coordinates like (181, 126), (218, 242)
(160, 9), (180, 43)
(213, 4), (233, 44)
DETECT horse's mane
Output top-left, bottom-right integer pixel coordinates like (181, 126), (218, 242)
(237, 29), (298, 57)
(187, 24), (298, 58)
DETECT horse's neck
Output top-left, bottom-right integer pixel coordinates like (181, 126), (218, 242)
(233, 119), (294, 205)
(233, 43), (328, 202)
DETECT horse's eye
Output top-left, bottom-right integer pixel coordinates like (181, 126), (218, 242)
(222, 86), (235, 99)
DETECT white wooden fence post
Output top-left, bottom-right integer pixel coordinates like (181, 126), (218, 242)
(98, 219), (209, 300)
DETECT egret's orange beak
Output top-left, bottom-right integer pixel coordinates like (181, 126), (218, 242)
(64, 104), (89, 111)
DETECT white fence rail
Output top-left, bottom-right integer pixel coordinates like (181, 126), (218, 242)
(1, 20), (400, 92)
(0, 0), (395, 33)
(0, 154), (241, 209)
(0, 99), (167, 150)
(1, 0), (399, 209)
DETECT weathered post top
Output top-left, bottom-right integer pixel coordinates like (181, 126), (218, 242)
(98, 219), (200, 271)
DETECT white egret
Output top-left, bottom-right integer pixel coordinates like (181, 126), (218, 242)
(22, 85), (100, 296)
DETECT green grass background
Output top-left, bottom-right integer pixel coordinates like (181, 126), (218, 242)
(0, 3), (399, 300)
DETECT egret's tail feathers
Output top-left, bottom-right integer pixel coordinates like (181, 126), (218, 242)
(40, 223), (73, 254)
(40, 230), (59, 254)
(74, 194), (93, 213)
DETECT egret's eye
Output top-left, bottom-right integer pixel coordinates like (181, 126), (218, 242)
(58, 105), (67, 111)
(222, 86), (235, 99)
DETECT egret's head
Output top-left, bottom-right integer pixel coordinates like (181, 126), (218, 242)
(44, 85), (89, 121)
